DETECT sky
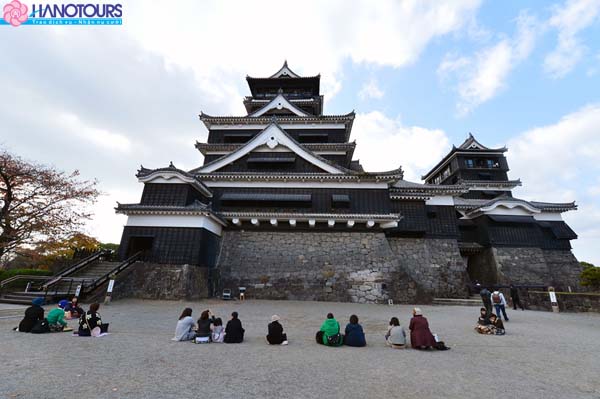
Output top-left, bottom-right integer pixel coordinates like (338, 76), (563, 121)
(1, 0), (599, 264)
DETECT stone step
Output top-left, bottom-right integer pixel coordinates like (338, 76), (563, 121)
(433, 298), (482, 307)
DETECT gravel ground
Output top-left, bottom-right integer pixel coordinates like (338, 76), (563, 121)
(1, 299), (599, 399)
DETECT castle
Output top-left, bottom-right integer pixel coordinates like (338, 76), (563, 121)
(115, 62), (581, 303)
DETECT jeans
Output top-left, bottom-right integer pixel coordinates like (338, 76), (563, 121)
(494, 304), (509, 321)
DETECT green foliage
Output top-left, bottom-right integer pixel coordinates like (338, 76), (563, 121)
(580, 262), (600, 289)
(99, 243), (119, 253)
(0, 268), (52, 283)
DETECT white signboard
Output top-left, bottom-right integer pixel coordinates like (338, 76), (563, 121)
(549, 291), (557, 303)
(107, 279), (115, 293)
(75, 284), (82, 297)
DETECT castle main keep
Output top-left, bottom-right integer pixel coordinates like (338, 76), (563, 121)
(115, 63), (581, 303)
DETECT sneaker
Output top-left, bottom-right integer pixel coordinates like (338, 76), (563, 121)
(281, 340), (288, 345)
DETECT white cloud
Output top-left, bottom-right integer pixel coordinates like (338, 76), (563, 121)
(351, 111), (450, 181)
(508, 104), (600, 264)
(57, 112), (132, 153)
(544, 0), (600, 79)
(358, 79), (384, 100)
(126, 0), (481, 102)
(438, 11), (538, 115)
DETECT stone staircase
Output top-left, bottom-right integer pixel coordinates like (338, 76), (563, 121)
(433, 296), (482, 307)
(42, 261), (120, 296)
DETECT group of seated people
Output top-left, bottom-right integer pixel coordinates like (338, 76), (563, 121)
(17, 297), (108, 337)
(316, 308), (449, 350)
(173, 308), (251, 344)
(474, 307), (506, 335)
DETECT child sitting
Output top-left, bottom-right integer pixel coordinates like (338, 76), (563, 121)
(211, 318), (224, 343)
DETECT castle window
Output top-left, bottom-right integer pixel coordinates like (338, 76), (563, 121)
(331, 194), (350, 208)
(466, 159), (474, 168)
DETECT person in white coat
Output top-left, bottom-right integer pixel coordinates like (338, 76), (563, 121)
(490, 290), (509, 321)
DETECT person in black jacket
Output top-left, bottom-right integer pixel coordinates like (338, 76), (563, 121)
(510, 285), (525, 310)
(17, 297), (45, 332)
(224, 311), (244, 343)
(78, 303), (107, 336)
(196, 309), (216, 340)
(266, 315), (288, 345)
(480, 287), (492, 316)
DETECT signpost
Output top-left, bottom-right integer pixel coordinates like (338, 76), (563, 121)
(104, 279), (115, 305)
(548, 286), (559, 313)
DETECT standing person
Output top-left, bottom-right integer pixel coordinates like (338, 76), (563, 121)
(224, 311), (245, 343)
(385, 317), (406, 349)
(510, 284), (524, 311)
(196, 309), (216, 341)
(17, 297), (45, 333)
(409, 308), (437, 350)
(266, 315), (288, 345)
(47, 300), (68, 332)
(172, 308), (196, 342)
(316, 313), (343, 346)
(479, 287), (492, 316)
(344, 314), (366, 347)
(491, 290), (509, 321)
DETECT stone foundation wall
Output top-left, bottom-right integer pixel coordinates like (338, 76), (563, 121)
(387, 237), (469, 298)
(492, 247), (552, 285)
(542, 249), (583, 290)
(492, 247), (582, 290)
(112, 262), (209, 300)
(521, 290), (600, 313)
(216, 231), (432, 303)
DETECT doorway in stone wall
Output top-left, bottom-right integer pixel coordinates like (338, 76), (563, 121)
(464, 248), (498, 287)
(127, 236), (154, 260)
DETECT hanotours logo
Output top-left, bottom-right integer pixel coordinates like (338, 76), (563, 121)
(1, 0), (122, 26)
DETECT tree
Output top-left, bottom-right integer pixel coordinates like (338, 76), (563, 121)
(0, 149), (99, 264)
(580, 261), (600, 290)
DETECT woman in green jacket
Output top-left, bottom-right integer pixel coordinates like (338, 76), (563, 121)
(315, 313), (343, 346)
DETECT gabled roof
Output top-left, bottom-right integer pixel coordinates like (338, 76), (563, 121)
(190, 123), (351, 174)
(269, 60), (300, 78)
(248, 93), (310, 117)
(454, 196), (577, 216)
(459, 133), (487, 150)
(136, 163), (212, 197)
(422, 134), (508, 181)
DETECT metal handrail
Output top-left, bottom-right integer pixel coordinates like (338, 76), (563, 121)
(84, 252), (142, 293)
(43, 250), (107, 289)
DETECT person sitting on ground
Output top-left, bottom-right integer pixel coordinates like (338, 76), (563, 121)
(211, 318), (225, 343)
(173, 307), (196, 342)
(47, 300), (69, 332)
(196, 309), (216, 341)
(409, 308), (437, 350)
(385, 317), (407, 348)
(475, 308), (494, 334)
(489, 314), (505, 335)
(344, 314), (366, 347)
(78, 303), (107, 337)
(64, 297), (84, 319)
(266, 315), (288, 345)
(224, 311), (245, 343)
(316, 313), (343, 346)
(17, 297), (45, 333)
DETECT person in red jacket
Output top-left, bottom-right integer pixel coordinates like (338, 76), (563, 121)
(409, 308), (437, 349)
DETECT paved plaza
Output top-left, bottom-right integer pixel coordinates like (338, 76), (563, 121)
(1, 299), (599, 399)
